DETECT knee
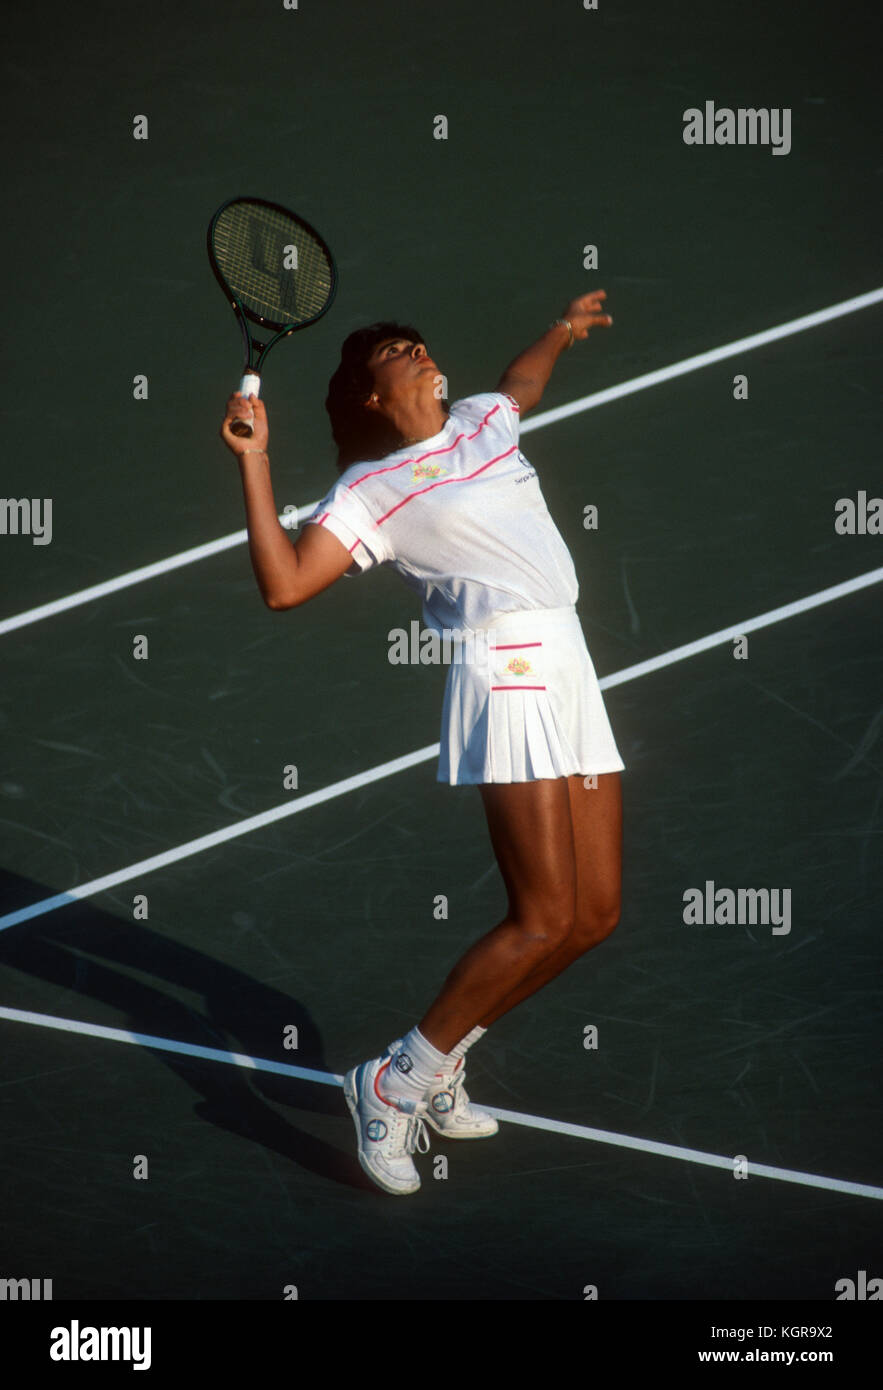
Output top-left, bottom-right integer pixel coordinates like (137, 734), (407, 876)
(572, 898), (621, 951)
(517, 899), (577, 955)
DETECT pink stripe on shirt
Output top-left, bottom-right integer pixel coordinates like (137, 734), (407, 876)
(317, 510), (363, 557)
(347, 401), (503, 491)
(375, 445), (518, 526)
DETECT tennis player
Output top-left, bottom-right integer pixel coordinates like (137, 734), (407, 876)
(220, 291), (624, 1195)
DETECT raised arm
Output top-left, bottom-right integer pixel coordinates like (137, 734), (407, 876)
(220, 393), (352, 610)
(496, 290), (613, 414)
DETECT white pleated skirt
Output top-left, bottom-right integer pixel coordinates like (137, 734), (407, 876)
(437, 605), (625, 786)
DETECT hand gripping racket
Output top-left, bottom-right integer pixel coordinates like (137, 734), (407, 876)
(207, 196), (338, 437)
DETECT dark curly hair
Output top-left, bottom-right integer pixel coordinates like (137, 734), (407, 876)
(325, 321), (446, 473)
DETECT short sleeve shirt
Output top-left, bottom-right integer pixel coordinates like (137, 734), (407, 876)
(306, 392), (579, 633)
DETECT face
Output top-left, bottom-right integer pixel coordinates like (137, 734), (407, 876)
(365, 337), (440, 404)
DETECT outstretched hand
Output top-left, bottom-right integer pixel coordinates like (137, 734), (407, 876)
(562, 290), (613, 342)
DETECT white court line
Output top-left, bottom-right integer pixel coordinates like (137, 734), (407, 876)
(2, 286), (880, 637)
(601, 565), (883, 688)
(0, 746), (438, 929)
(0, 1006), (879, 1202)
(520, 286), (883, 432)
(0, 507), (318, 636)
(2, 564), (881, 933)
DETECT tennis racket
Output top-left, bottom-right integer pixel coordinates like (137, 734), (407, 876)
(207, 196), (338, 438)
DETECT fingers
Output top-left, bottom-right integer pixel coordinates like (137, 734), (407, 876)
(220, 392), (268, 452)
(573, 293), (609, 311)
(565, 290), (613, 339)
(565, 289), (611, 316)
(225, 391), (259, 417)
(570, 289), (606, 310)
(573, 316), (612, 341)
(222, 392), (262, 429)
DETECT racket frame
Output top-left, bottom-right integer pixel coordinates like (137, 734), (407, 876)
(207, 195), (338, 436)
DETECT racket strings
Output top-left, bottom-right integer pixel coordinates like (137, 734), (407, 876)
(212, 203), (333, 325)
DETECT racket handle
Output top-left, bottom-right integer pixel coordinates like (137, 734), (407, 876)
(230, 372), (262, 438)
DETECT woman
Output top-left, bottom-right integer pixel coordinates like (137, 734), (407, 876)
(220, 291), (624, 1196)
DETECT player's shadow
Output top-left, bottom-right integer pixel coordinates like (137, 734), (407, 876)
(0, 869), (379, 1194)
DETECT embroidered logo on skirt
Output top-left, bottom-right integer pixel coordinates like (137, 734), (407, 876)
(505, 657), (533, 676)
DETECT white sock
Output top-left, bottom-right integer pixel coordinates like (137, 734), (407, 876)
(445, 1025), (487, 1067)
(379, 1026), (450, 1104)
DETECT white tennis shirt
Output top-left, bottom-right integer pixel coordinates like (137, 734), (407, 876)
(306, 392), (579, 633)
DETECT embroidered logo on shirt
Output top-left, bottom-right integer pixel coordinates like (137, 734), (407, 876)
(515, 451), (536, 482)
(411, 461), (447, 481)
(506, 657), (533, 676)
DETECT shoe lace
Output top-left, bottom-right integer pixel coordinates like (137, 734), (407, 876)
(406, 1114), (430, 1155)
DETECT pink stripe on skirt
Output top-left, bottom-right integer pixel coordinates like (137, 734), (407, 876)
(437, 605), (625, 786)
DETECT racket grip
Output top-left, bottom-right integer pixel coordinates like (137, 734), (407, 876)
(230, 372), (262, 438)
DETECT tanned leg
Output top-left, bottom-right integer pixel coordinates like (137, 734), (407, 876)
(417, 777), (578, 1054)
(474, 771), (622, 1027)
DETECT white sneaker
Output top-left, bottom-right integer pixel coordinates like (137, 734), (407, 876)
(385, 1039), (499, 1140)
(344, 1056), (430, 1195)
